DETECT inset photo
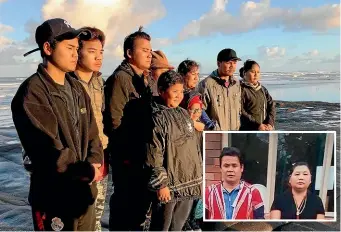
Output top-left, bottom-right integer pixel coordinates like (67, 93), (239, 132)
(203, 131), (336, 222)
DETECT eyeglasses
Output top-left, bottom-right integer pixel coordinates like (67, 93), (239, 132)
(189, 108), (202, 114)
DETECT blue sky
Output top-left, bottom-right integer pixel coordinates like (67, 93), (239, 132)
(0, 0), (339, 77)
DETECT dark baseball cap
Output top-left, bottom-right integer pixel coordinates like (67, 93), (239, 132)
(217, 48), (242, 62)
(23, 18), (92, 57)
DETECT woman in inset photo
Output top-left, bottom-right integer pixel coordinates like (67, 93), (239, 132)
(239, 59), (275, 131)
(270, 162), (325, 220)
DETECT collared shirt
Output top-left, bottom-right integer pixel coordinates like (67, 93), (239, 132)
(72, 72), (108, 149)
(222, 184), (240, 219)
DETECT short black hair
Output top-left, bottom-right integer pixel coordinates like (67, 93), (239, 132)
(157, 70), (184, 93)
(239, 59), (260, 78)
(123, 26), (151, 60)
(219, 147), (244, 167)
(290, 161), (311, 175)
(177, 59), (200, 77)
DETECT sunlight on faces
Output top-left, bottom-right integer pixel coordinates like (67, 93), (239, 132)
(78, 40), (104, 72)
(128, 38), (152, 71)
(244, 64), (260, 85)
(289, 165), (312, 191)
(218, 60), (237, 77)
(185, 66), (200, 89)
(44, 38), (79, 72)
(220, 156), (243, 184)
(160, 83), (184, 108)
(188, 103), (202, 121)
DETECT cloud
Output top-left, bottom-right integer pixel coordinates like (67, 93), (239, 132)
(1, 0), (168, 72)
(178, 0), (340, 40)
(40, 0), (166, 58)
(0, 44), (27, 65)
(258, 46), (286, 59)
(287, 50), (339, 65)
(0, 36), (13, 47)
(303, 49), (319, 57)
(0, 24), (13, 34)
(152, 38), (173, 50)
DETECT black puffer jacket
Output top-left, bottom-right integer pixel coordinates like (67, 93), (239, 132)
(146, 98), (202, 201)
(240, 81), (276, 130)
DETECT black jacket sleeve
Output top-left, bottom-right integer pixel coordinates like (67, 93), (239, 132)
(263, 86), (276, 127)
(145, 113), (168, 191)
(106, 73), (129, 131)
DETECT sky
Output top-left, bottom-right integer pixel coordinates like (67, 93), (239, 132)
(0, 0), (340, 77)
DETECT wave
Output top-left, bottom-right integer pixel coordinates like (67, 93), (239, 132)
(0, 83), (21, 88)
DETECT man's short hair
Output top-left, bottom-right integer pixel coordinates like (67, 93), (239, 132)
(79, 26), (106, 50)
(219, 147), (244, 167)
(123, 26), (151, 60)
(157, 70), (184, 93)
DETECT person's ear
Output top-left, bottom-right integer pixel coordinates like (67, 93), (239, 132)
(127, 49), (133, 59)
(43, 42), (53, 56)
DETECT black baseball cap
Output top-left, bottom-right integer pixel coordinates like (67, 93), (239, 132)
(23, 18), (92, 57)
(217, 48), (242, 62)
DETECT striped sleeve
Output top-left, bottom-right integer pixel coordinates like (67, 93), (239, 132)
(146, 113), (168, 191)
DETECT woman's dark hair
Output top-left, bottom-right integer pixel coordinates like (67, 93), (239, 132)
(157, 70), (184, 93)
(123, 26), (151, 60)
(177, 59), (200, 77)
(290, 162), (312, 176)
(219, 147), (244, 167)
(239, 59), (260, 78)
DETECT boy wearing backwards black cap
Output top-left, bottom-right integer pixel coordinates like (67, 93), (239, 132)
(11, 18), (103, 231)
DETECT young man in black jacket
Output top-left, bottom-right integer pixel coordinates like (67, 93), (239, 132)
(104, 27), (153, 231)
(12, 18), (103, 231)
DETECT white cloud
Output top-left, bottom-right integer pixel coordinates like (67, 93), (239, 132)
(287, 50), (339, 66)
(258, 46), (286, 59)
(304, 49), (319, 57)
(0, 36), (13, 47)
(178, 0), (340, 40)
(0, 0), (168, 74)
(40, 0), (167, 58)
(0, 24), (13, 34)
(152, 38), (173, 50)
(0, 44), (27, 65)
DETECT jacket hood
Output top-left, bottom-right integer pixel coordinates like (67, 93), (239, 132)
(209, 69), (237, 86)
(115, 60), (135, 77)
(241, 80), (262, 91)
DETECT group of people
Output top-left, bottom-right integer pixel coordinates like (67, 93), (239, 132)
(205, 147), (326, 220)
(11, 17), (278, 231)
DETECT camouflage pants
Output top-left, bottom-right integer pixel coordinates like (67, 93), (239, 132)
(94, 176), (108, 231)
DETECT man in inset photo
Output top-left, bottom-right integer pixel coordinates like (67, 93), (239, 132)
(205, 147), (265, 220)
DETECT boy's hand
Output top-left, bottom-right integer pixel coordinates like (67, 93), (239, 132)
(157, 187), (171, 203)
